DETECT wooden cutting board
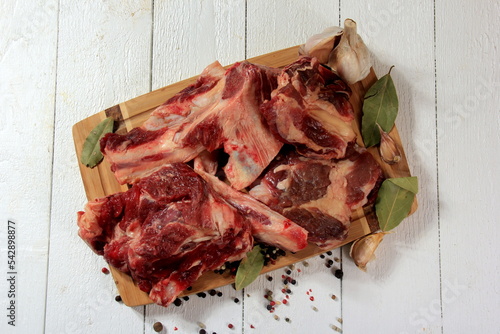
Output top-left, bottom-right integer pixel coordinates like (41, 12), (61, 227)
(72, 45), (417, 307)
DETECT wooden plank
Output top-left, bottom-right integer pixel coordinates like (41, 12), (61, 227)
(244, 4), (345, 331)
(0, 1), (58, 333)
(436, 1), (500, 332)
(45, 1), (152, 333)
(73, 41), (416, 308)
(143, 2), (248, 333)
(338, 2), (440, 334)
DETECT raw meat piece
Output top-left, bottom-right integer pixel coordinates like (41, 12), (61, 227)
(101, 61), (282, 189)
(77, 163), (307, 307)
(197, 170), (308, 252)
(78, 163), (253, 306)
(260, 56), (356, 159)
(249, 147), (383, 248)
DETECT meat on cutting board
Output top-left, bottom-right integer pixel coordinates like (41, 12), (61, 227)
(260, 56), (356, 160)
(249, 146), (383, 249)
(101, 61), (282, 190)
(77, 163), (307, 307)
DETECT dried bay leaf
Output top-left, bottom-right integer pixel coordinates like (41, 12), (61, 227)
(375, 177), (418, 232)
(81, 117), (114, 168)
(361, 67), (398, 147)
(235, 245), (264, 290)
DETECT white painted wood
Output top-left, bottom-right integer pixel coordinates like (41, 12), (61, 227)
(247, 0), (340, 58)
(45, 1), (152, 333)
(0, 1), (57, 333)
(144, 2), (247, 333)
(436, 1), (500, 333)
(152, 0), (246, 90)
(339, 1), (442, 333)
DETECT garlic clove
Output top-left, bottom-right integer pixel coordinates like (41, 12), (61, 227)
(328, 19), (371, 84)
(349, 232), (387, 271)
(377, 123), (401, 164)
(299, 26), (343, 64)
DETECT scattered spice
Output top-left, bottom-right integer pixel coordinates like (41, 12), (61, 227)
(302, 261), (309, 267)
(250, 324), (255, 329)
(331, 294), (337, 300)
(199, 330), (207, 334)
(197, 292), (207, 298)
(266, 275), (273, 281)
(217, 291), (223, 297)
(197, 322), (206, 329)
(334, 269), (344, 279)
(312, 306), (318, 312)
(285, 317), (291, 323)
(309, 296), (315, 301)
(173, 298), (182, 306)
(331, 324), (343, 332)
(153, 322), (163, 332)
(182, 296), (189, 301)
(228, 323), (234, 329)
(326, 251), (333, 256)
(336, 317), (343, 324)
(274, 315), (280, 321)
(334, 257), (340, 263)
(320, 254), (326, 259)
(101, 267), (110, 274)
(282, 299), (288, 305)
(233, 297), (240, 303)
(209, 289), (217, 296)
(114, 295), (122, 302)
(285, 269), (292, 275)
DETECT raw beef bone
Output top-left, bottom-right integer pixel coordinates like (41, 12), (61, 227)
(77, 163), (307, 307)
(249, 147), (383, 249)
(260, 56), (356, 160)
(101, 61), (282, 189)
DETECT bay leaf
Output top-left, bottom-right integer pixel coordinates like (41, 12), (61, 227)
(375, 176), (418, 232)
(387, 176), (418, 194)
(80, 117), (114, 168)
(361, 67), (399, 147)
(235, 245), (264, 290)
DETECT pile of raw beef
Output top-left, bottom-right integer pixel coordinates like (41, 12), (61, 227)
(77, 56), (383, 307)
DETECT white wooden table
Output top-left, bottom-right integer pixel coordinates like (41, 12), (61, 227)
(1, 1), (499, 333)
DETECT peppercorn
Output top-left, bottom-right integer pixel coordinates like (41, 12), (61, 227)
(115, 295), (122, 302)
(234, 298), (240, 303)
(153, 321), (163, 332)
(173, 298), (182, 306)
(334, 269), (344, 279)
(199, 330), (207, 334)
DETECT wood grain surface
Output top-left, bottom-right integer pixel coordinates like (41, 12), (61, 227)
(72, 45), (416, 307)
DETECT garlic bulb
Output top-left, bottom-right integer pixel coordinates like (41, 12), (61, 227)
(349, 232), (386, 271)
(328, 19), (372, 84)
(299, 26), (343, 64)
(377, 123), (401, 164)
(299, 19), (372, 84)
